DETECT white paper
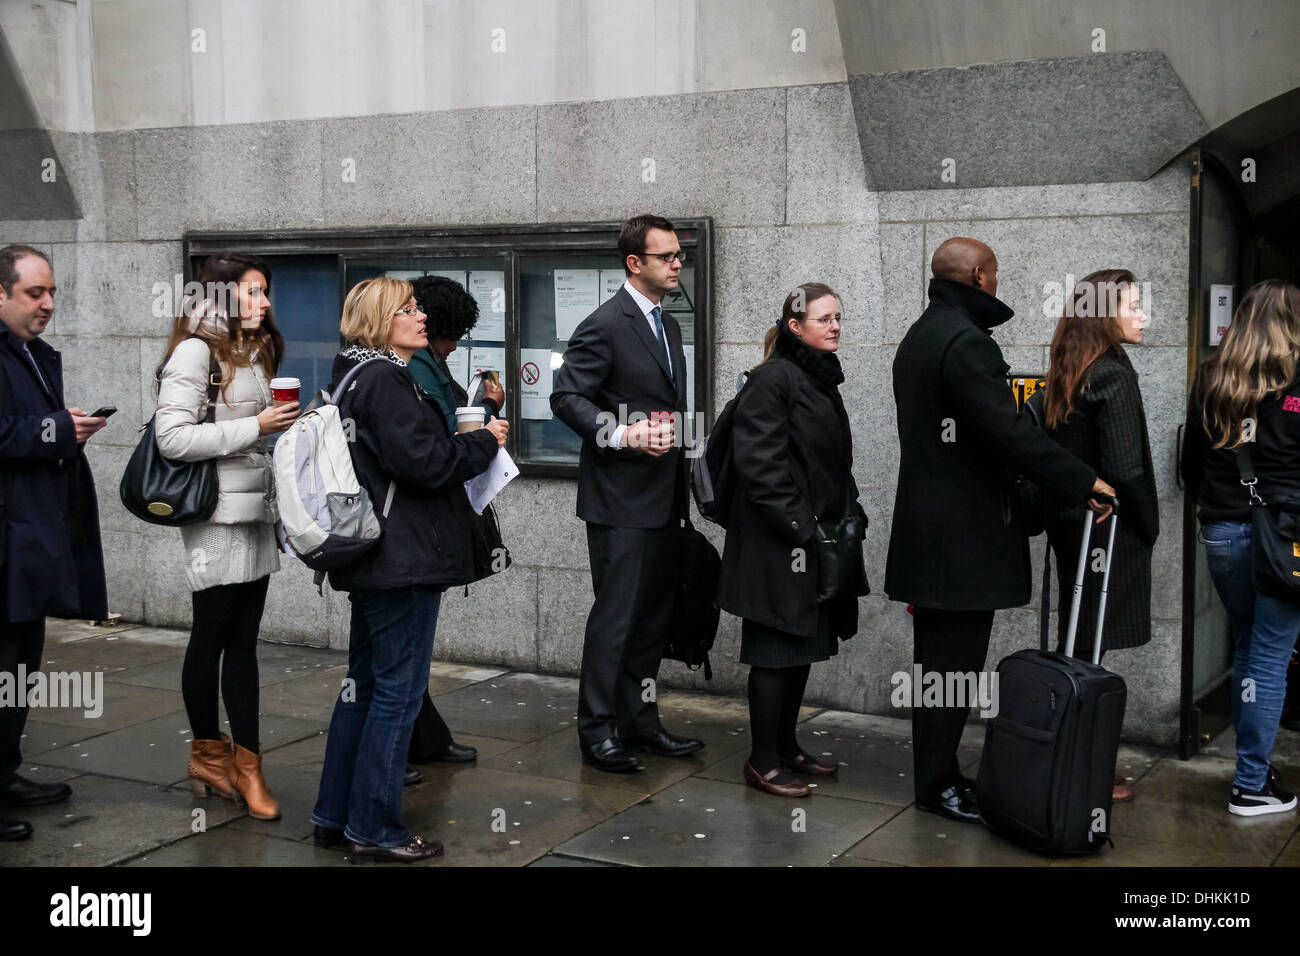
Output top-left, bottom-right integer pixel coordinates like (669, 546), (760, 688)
(598, 270), (625, 305)
(386, 270), (424, 281)
(520, 347), (554, 420)
(1209, 284), (1233, 347)
(468, 271), (506, 340)
(554, 269), (599, 340)
(465, 448), (517, 515)
(444, 344), (470, 390)
(468, 347), (505, 391)
(682, 342), (695, 416)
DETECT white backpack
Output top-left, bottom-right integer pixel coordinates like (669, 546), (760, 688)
(273, 359), (394, 579)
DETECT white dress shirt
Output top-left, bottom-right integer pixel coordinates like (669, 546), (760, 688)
(611, 280), (671, 450)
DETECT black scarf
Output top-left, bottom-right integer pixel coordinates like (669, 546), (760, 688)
(774, 320), (845, 393)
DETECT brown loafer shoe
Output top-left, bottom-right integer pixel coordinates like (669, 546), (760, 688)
(781, 751), (838, 777)
(743, 762), (811, 797)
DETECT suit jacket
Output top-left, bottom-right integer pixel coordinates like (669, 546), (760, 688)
(884, 278), (1096, 611)
(0, 327), (107, 623)
(551, 286), (687, 529)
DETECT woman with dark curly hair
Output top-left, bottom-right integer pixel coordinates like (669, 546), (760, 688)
(398, 274), (507, 768)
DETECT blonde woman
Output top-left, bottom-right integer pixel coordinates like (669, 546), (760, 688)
(310, 277), (506, 862)
(1181, 280), (1300, 816)
(155, 253), (298, 820)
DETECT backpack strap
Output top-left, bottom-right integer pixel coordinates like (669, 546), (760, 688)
(1233, 444), (1266, 507)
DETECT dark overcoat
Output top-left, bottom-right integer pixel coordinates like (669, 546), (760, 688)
(1033, 350), (1159, 655)
(885, 278), (1097, 611)
(716, 326), (860, 639)
(0, 325), (107, 623)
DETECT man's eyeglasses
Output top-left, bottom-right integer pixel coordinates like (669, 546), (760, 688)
(640, 251), (687, 265)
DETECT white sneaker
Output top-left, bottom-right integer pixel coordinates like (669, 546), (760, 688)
(1229, 780), (1298, 816)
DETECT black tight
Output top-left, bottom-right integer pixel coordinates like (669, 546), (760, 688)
(747, 664), (812, 777)
(182, 576), (270, 752)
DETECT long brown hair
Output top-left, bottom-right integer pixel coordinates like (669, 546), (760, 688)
(159, 254), (284, 401)
(1042, 269), (1136, 428)
(1199, 279), (1300, 448)
(757, 282), (841, 365)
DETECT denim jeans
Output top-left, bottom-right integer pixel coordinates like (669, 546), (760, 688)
(312, 587), (442, 847)
(1200, 520), (1300, 791)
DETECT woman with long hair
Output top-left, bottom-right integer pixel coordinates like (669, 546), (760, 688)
(717, 282), (864, 797)
(1032, 269), (1158, 803)
(154, 253), (299, 820)
(1181, 279), (1300, 816)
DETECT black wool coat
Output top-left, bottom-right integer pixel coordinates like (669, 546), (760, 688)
(885, 278), (1097, 611)
(326, 350), (498, 594)
(0, 326), (107, 623)
(1033, 350), (1158, 654)
(716, 326), (861, 639)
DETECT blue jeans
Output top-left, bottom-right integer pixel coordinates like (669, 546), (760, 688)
(1200, 521), (1300, 791)
(312, 587), (442, 847)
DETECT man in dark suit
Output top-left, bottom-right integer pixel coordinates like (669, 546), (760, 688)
(0, 245), (109, 841)
(885, 237), (1114, 822)
(551, 214), (704, 772)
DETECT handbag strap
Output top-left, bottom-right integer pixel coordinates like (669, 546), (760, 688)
(202, 348), (221, 425)
(1040, 537), (1052, 652)
(1232, 445), (1266, 507)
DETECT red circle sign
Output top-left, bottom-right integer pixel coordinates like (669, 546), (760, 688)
(521, 362), (540, 385)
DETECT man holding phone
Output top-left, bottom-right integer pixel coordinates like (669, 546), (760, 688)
(0, 244), (110, 841)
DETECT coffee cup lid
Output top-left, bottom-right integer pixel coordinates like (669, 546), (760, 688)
(270, 377), (301, 388)
(455, 406), (486, 416)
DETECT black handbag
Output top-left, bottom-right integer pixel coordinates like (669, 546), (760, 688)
(814, 490), (870, 604)
(120, 344), (222, 526)
(1233, 445), (1300, 604)
(468, 502), (512, 583)
(664, 515), (721, 679)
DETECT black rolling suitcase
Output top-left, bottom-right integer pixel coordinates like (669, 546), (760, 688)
(977, 503), (1127, 854)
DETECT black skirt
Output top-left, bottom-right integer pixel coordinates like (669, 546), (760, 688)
(739, 608), (840, 668)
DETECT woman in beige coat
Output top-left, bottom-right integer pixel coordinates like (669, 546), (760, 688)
(154, 253), (298, 820)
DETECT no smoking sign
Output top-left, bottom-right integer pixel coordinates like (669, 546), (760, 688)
(521, 362), (540, 385)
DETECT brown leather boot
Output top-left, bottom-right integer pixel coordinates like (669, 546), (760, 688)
(231, 742), (281, 821)
(188, 733), (237, 800)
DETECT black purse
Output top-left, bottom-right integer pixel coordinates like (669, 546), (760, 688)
(468, 502), (512, 582)
(814, 489), (870, 604)
(120, 344), (222, 526)
(664, 515), (721, 678)
(1233, 445), (1300, 604)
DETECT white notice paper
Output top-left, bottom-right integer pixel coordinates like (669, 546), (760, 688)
(554, 269), (599, 340)
(520, 347), (554, 420)
(1209, 284), (1233, 347)
(386, 270), (424, 281)
(468, 347), (505, 392)
(468, 271), (506, 340)
(598, 270), (625, 305)
(465, 448), (517, 515)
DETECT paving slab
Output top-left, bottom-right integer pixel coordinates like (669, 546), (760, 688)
(427, 672), (579, 742)
(20, 719), (108, 756)
(25, 681), (183, 733)
(527, 853), (622, 867)
(40, 632), (186, 674)
(1273, 830), (1300, 866)
(1047, 834), (1273, 867)
(0, 772), (245, 866)
(38, 711), (323, 786)
(554, 776), (898, 867)
(390, 766), (643, 866)
(226, 765), (334, 843)
(124, 827), (351, 867)
(43, 620), (142, 645)
(846, 806), (1051, 867)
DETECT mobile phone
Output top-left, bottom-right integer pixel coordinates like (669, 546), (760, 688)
(89, 406), (117, 419)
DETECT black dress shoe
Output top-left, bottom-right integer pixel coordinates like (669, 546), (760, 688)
(580, 737), (643, 773)
(0, 775), (71, 807)
(916, 784), (982, 824)
(403, 767), (423, 787)
(623, 729), (704, 758)
(349, 835), (443, 863)
(427, 742), (477, 763)
(313, 824), (345, 848)
(0, 818), (33, 841)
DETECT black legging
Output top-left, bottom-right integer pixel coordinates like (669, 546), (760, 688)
(182, 576), (270, 751)
(747, 664), (812, 773)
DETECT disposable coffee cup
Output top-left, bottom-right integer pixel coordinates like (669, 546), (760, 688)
(270, 377), (300, 407)
(456, 406), (487, 433)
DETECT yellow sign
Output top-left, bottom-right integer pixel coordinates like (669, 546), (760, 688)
(1010, 375), (1045, 411)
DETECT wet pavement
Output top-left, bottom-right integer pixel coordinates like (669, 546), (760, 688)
(4, 618), (1299, 867)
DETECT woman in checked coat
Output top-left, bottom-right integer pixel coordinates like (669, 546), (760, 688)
(1030, 269), (1159, 802)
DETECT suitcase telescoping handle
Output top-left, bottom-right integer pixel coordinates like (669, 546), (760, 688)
(1063, 494), (1118, 666)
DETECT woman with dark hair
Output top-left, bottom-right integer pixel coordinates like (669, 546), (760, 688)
(1031, 269), (1157, 803)
(154, 253), (299, 819)
(717, 282), (864, 797)
(1182, 280), (1300, 817)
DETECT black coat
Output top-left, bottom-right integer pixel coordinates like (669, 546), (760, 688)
(885, 279), (1097, 611)
(716, 325), (860, 639)
(1032, 350), (1158, 654)
(550, 286), (688, 529)
(326, 350), (498, 594)
(0, 326), (107, 623)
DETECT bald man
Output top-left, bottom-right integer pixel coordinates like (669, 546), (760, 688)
(885, 237), (1114, 823)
